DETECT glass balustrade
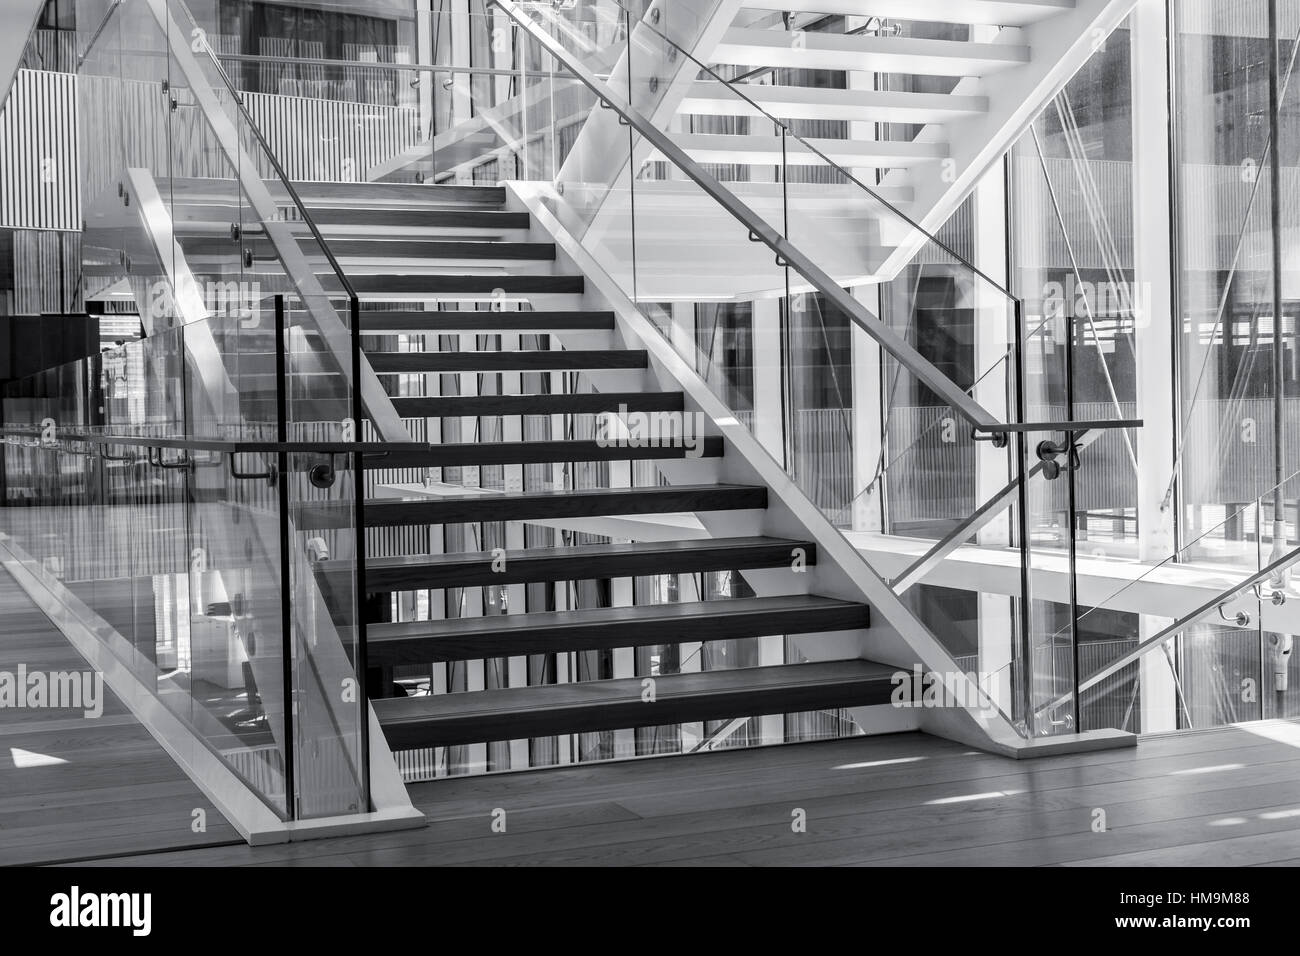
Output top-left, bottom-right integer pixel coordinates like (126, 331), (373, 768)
(484, 0), (1152, 740)
(0, 295), (392, 818)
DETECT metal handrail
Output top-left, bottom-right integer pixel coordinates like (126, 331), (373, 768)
(170, 0), (358, 302)
(1035, 540), (1300, 720)
(587, 0), (1019, 303)
(492, 0), (1007, 432)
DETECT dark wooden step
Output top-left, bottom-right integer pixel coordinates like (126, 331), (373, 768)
(345, 536), (815, 592)
(299, 483), (766, 529)
(191, 237), (556, 261)
(391, 391), (682, 418)
(363, 595), (868, 665)
(373, 660), (896, 748)
(368, 350), (645, 374)
(305, 208), (530, 230)
(359, 310), (614, 333)
(297, 182), (507, 206)
(344, 274), (584, 296)
(375, 437), (723, 467)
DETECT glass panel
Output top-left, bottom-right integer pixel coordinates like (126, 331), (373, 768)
(506, 0), (1039, 738)
(1070, 464), (1300, 733)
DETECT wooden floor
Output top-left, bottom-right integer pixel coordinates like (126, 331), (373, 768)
(84, 718), (1300, 867)
(0, 568), (241, 865)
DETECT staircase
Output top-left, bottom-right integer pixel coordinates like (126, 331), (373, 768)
(199, 180), (902, 769)
(470, 0), (1138, 290)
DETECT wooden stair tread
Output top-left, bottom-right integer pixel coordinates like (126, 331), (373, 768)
(298, 483), (766, 527)
(359, 310), (614, 332)
(363, 595), (868, 664)
(334, 536), (815, 590)
(391, 391), (682, 417)
(305, 208), (530, 230)
(376, 437), (723, 467)
(368, 350), (645, 372)
(345, 274), (584, 295)
(373, 661), (896, 748)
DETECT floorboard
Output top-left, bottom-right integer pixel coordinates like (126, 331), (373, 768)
(81, 720), (1300, 867)
(0, 567), (241, 865)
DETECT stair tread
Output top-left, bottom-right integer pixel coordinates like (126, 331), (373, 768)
(371, 594), (864, 639)
(298, 182), (507, 206)
(391, 391), (682, 417)
(364, 595), (867, 663)
(368, 350), (644, 372)
(364, 535), (811, 572)
(300, 483), (766, 527)
(345, 274), (584, 295)
(359, 310), (614, 332)
(373, 660), (895, 745)
(338, 536), (813, 592)
(183, 238), (554, 261)
(306, 209), (530, 229)
(377, 437), (723, 466)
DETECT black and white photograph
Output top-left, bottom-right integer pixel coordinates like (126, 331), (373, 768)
(0, 0), (1290, 928)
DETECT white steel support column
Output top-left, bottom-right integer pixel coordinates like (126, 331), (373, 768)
(670, 301), (697, 392)
(972, 160), (1015, 712)
(1131, 0), (1178, 733)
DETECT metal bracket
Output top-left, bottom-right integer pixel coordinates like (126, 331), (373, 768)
(148, 447), (194, 472)
(308, 455), (338, 490)
(1218, 604), (1251, 627)
(1035, 437), (1081, 480)
(1252, 582), (1287, 606)
(971, 428), (1008, 450)
(230, 453), (277, 486)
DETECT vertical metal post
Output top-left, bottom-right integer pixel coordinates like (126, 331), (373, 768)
(624, 6), (639, 307)
(274, 295), (296, 819)
(1268, 0), (1289, 573)
(1012, 299), (1035, 736)
(349, 294), (372, 810)
(1064, 301), (1082, 732)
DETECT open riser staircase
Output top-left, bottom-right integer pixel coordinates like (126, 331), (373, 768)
(165, 179), (915, 776)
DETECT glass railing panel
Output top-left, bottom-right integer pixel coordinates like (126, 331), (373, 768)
(183, 438), (291, 817)
(0, 314), (301, 818)
(1064, 465), (1300, 734)
(286, 447), (368, 817)
(489, 0), (1033, 737)
(282, 296), (367, 816)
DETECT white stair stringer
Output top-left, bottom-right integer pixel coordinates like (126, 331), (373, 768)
(509, 180), (1137, 758)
